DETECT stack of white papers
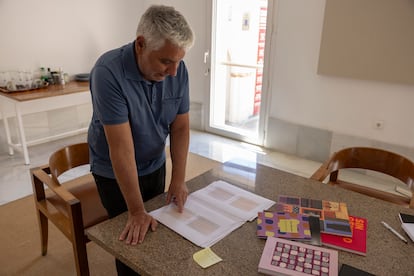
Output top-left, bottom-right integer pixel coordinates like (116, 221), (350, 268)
(150, 180), (275, 248)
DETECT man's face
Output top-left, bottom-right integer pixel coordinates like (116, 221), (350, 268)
(135, 36), (186, 82)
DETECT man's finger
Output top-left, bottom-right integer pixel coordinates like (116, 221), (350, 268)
(151, 218), (158, 231)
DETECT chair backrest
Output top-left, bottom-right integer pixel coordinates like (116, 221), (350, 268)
(49, 142), (89, 183)
(325, 147), (414, 188)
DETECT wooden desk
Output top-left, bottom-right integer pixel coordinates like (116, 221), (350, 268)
(0, 81), (90, 164)
(86, 161), (414, 276)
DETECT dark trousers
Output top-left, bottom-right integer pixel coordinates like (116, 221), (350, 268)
(93, 163), (166, 276)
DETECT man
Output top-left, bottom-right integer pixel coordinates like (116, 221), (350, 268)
(87, 5), (194, 275)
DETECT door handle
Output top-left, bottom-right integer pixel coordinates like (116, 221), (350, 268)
(204, 50), (210, 76)
(203, 51), (209, 64)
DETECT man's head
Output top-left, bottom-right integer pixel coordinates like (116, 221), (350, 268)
(135, 5), (194, 82)
(136, 5), (194, 52)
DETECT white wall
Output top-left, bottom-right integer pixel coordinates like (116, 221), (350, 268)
(0, 0), (146, 75)
(269, 0), (414, 148)
(0, 0), (208, 99)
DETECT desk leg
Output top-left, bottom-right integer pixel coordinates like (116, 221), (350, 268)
(1, 103), (14, 155)
(2, 115), (14, 156)
(15, 104), (30, 165)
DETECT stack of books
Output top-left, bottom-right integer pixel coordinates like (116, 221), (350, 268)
(320, 215), (367, 256)
(257, 195), (368, 275)
(274, 195), (353, 237)
(257, 195), (358, 240)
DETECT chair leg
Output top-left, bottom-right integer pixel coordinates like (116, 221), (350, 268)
(329, 171), (339, 182)
(72, 236), (90, 276)
(37, 211), (49, 256)
(71, 202), (90, 276)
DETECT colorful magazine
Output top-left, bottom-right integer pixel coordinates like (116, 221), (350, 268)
(258, 237), (339, 276)
(257, 211), (311, 240)
(276, 195), (352, 237)
(321, 215), (367, 256)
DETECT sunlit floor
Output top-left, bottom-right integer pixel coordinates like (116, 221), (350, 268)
(0, 129), (406, 206)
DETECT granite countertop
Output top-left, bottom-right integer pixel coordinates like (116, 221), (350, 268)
(87, 162), (414, 276)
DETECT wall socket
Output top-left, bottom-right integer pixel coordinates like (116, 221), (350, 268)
(373, 120), (384, 129)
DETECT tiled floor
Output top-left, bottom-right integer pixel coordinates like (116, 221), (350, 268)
(0, 129), (408, 206)
(0, 133), (87, 205)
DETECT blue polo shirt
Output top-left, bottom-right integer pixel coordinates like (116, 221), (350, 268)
(87, 41), (190, 178)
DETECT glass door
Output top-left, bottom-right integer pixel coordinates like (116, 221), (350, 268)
(206, 0), (270, 145)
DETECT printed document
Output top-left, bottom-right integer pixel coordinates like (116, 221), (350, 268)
(150, 180), (275, 247)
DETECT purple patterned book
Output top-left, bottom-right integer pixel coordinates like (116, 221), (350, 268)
(257, 211), (312, 240)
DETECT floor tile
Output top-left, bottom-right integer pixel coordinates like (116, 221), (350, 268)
(0, 130), (407, 206)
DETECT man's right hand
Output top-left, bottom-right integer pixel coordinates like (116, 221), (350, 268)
(119, 210), (158, 245)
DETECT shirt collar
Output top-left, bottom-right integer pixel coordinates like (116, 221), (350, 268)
(122, 40), (146, 82)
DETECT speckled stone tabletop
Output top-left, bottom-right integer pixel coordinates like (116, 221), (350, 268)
(87, 161), (414, 276)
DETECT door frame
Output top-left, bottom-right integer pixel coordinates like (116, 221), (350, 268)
(203, 0), (276, 146)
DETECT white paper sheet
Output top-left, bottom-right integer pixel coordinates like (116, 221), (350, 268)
(150, 180), (275, 248)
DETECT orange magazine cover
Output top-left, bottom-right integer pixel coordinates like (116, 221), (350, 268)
(276, 195), (353, 237)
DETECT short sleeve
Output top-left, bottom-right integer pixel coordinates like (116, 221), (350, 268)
(90, 65), (129, 125)
(177, 62), (190, 114)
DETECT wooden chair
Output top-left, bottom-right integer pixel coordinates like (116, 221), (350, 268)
(31, 142), (108, 276)
(311, 147), (414, 208)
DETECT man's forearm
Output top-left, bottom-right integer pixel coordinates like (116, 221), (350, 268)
(169, 114), (189, 184)
(104, 122), (146, 214)
(111, 150), (146, 214)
